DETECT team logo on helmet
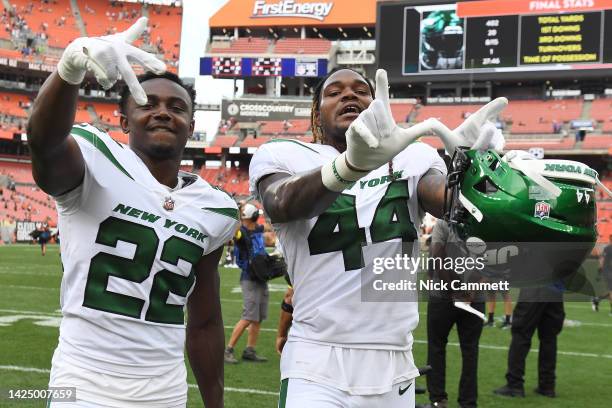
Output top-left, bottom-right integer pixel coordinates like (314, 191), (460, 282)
(534, 201), (551, 219)
(163, 196), (175, 211)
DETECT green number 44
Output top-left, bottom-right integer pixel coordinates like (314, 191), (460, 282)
(308, 181), (417, 271)
(83, 216), (203, 325)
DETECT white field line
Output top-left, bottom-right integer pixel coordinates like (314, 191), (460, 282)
(0, 365), (278, 396)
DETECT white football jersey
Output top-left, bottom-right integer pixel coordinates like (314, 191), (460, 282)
(250, 139), (445, 349)
(53, 124), (238, 377)
(250, 139), (445, 393)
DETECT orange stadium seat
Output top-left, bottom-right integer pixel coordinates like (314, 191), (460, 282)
(414, 104), (482, 129)
(581, 135), (612, 149)
(211, 37), (269, 54)
(92, 101), (121, 127)
(589, 98), (612, 122)
(240, 135), (271, 147)
(0, 91), (31, 117)
(80, 0), (143, 38)
(10, 0), (81, 48)
(258, 119), (310, 136)
(108, 130), (128, 144)
(505, 137), (575, 150)
(213, 135), (238, 148)
(600, 120), (612, 133)
(274, 38), (331, 55)
(198, 167), (249, 196)
(502, 99), (582, 134)
(390, 102), (414, 123)
(147, 5), (182, 61)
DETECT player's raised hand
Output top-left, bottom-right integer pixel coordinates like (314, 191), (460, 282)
(345, 69), (446, 171)
(57, 17), (166, 105)
(322, 69), (449, 191)
(431, 97), (508, 154)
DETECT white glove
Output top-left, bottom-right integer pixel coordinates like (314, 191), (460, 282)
(432, 97), (507, 155)
(321, 69), (448, 191)
(57, 17), (166, 105)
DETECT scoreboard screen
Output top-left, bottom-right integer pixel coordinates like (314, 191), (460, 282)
(378, 0), (612, 81)
(212, 57), (242, 77)
(201, 56), (327, 78)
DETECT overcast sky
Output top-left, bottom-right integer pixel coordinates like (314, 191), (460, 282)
(178, 0), (228, 79)
(177, 0), (237, 140)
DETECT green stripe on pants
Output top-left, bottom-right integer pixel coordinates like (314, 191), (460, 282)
(278, 378), (289, 408)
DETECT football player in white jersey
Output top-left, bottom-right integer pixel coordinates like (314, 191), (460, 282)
(249, 68), (506, 408)
(27, 18), (237, 408)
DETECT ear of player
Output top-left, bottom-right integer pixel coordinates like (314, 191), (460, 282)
(57, 17), (166, 105)
(321, 69), (508, 192)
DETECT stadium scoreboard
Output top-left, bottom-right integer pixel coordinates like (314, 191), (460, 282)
(200, 56), (328, 78)
(377, 0), (612, 81)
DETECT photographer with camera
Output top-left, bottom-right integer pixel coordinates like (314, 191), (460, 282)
(224, 203), (270, 364)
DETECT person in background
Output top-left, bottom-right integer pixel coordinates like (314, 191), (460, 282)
(592, 234), (612, 315)
(224, 203), (269, 363)
(494, 286), (565, 399)
(425, 219), (485, 408)
(485, 290), (513, 329)
(37, 221), (51, 256)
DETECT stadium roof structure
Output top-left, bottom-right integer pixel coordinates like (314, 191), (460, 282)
(210, 0), (377, 28)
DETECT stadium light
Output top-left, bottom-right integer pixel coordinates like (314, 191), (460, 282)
(338, 27), (343, 32)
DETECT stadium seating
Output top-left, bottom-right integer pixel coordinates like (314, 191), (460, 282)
(390, 102), (414, 123)
(8, 0), (81, 48)
(274, 38), (331, 55)
(589, 98), (612, 122)
(210, 37), (269, 54)
(198, 167), (249, 196)
(80, 0), (143, 38)
(92, 101), (121, 127)
(502, 99), (582, 134)
(581, 135), (612, 149)
(212, 135), (239, 148)
(0, 160), (55, 223)
(505, 136), (576, 150)
(0, 160), (33, 183)
(413, 104), (482, 129)
(108, 130), (128, 144)
(240, 135), (271, 147)
(0, 91), (31, 117)
(147, 5), (182, 61)
(258, 119), (310, 136)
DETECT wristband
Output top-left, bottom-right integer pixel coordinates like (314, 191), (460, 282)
(321, 152), (369, 192)
(281, 300), (294, 314)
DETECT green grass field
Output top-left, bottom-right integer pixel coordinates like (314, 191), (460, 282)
(0, 244), (611, 407)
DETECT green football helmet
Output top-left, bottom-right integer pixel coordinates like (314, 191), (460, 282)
(421, 10), (464, 70)
(445, 148), (599, 286)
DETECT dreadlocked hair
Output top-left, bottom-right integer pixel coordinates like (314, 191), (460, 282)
(310, 68), (374, 144)
(309, 68), (397, 180)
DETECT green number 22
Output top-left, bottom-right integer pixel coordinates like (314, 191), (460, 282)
(308, 181), (417, 271)
(82, 216), (203, 324)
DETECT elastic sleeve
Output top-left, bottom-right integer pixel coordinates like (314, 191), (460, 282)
(248, 143), (294, 198)
(53, 137), (97, 215)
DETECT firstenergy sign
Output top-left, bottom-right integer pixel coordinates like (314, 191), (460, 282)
(252, 0), (334, 21)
